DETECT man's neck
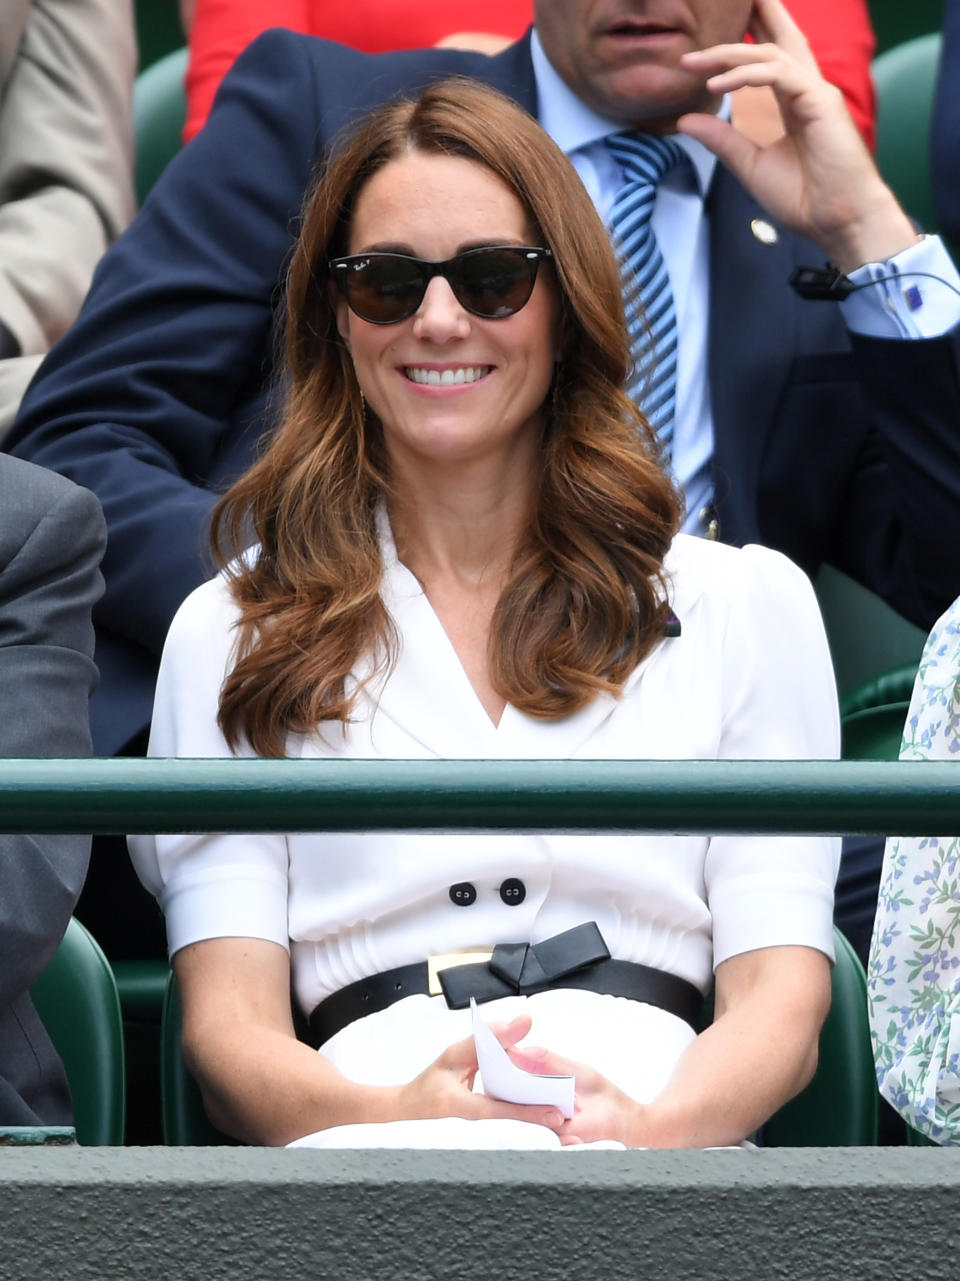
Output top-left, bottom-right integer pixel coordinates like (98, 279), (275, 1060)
(529, 29), (720, 196)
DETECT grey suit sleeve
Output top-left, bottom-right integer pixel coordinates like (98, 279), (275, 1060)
(0, 469), (105, 1006)
(0, 0), (136, 398)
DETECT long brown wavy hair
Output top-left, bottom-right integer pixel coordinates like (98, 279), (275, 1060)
(212, 78), (681, 757)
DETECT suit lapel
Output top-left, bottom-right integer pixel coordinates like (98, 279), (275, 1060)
(482, 33), (538, 116)
(706, 166), (796, 547)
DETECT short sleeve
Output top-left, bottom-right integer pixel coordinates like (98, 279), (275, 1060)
(702, 544), (841, 968)
(127, 574), (290, 957)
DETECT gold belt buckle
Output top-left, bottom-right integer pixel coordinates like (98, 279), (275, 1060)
(427, 950), (493, 996)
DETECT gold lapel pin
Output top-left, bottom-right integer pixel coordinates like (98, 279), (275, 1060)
(750, 218), (779, 246)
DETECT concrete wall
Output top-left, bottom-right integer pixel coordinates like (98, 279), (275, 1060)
(1, 1147), (957, 1280)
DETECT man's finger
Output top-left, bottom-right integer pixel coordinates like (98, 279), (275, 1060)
(750, 0), (817, 68)
(750, 0), (804, 47)
(676, 112), (761, 185)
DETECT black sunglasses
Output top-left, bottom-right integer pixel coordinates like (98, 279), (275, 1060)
(328, 245), (553, 324)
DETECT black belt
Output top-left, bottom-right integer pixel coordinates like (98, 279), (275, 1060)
(307, 922), (703, 1049)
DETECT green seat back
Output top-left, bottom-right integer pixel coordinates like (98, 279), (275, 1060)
(30, 918), (126, 1146)
(839, 662), (916, 761)
(869, 0), (942, 56)
(840, 663), (918, 718)
(761, 928), (878, 1146)
(135, 0), (185, 70)
(873, 33), (943, 236)
(841, 702), (910, 761)
(814, 566), (924, 702)
(134, 45), (188, 206)
(113, 958), (171, 1144)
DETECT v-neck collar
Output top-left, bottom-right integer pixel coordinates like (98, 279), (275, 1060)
(362, 511), (692, 759)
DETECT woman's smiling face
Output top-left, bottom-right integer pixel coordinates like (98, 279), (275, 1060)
(336, 149), (560, 482)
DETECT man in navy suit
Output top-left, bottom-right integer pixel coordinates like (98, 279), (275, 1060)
(6, 0), (960, 958)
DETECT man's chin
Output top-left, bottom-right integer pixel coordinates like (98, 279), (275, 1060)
(587, 68), (718, 131)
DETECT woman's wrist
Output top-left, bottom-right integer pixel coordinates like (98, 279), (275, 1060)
(625, 1097), (705, 1149)
(621, 1098), (651, 1148)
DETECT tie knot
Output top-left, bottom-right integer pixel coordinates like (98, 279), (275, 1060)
(606, 132), (685, 189)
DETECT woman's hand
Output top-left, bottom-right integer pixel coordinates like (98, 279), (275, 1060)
(507, 1043), (648, 1147)
(511, 943), (831, 1150)
(177, 941), (566, 1144)
(395, 1015), (566, 1133)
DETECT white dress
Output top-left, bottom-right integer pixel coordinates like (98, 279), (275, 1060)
(129, 528), (841, 1148)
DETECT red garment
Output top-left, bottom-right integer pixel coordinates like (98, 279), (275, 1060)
(183, 1), (534, 141)
(183, 0), (875, 149)
(792, 0), (875, 150)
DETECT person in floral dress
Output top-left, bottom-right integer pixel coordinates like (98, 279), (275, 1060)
(869, 599), (960, 1143)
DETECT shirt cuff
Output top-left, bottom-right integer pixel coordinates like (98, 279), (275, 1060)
(840, 235), (960, 339)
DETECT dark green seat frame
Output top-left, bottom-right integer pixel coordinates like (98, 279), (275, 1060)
(760, 928), (877, 1146)
(30, 917), (126, 1146)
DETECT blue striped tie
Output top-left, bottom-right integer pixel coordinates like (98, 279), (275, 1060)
(606, 132), (685, 458)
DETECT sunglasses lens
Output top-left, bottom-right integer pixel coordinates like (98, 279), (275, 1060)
(345, 257), (425, 323)
(454, 249), (535, 318)
(334, 248), (544, 323)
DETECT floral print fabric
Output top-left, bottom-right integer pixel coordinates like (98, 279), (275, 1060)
(868, 598), (960, 1143)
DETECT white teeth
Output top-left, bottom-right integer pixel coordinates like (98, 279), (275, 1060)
(405, 366), (489, 386)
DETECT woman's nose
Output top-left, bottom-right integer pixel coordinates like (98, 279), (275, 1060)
(412, 275), (470, 342)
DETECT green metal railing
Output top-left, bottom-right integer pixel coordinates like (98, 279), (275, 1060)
(0, 758), (957, 835)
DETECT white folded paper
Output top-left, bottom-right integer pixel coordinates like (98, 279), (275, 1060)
(471, 998), (575, 1119)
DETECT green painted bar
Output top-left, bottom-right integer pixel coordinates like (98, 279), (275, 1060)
(0, 758), (957, 835)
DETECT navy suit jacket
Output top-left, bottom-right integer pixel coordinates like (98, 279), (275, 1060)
(933, 4), (960, 245)
(7, 29), (960, 755)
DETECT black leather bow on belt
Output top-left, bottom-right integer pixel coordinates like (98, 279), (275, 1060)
(438, 922), (611, 1008)
(306, 920), (704, 1049)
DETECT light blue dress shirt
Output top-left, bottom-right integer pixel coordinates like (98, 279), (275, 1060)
(530, 31), (960, 536)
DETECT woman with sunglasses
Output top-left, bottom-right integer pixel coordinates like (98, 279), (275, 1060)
(130, 80), (840, 1150)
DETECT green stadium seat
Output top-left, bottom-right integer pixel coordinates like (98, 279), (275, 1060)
(161, 972), (236, 1145)
(113, 959), (171, 1144)
(134, 45), (188, 205)
(814, 566), (924, 704)
(869, 0), (942, 56)
(761, 929), (878, 1146)
(135, 0), (185, 71)
(873, 32), (943, 237)
(30, 918), (126, 1146)
(840, 662), (915, 761)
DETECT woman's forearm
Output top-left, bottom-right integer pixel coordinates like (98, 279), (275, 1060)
(184, 1020), (404, 1145)
(635, 1004), (819, 1147)
(634, 946), (830, 1148)
(509, 945), (832, 1149)
(176, 938), (566, 1144)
